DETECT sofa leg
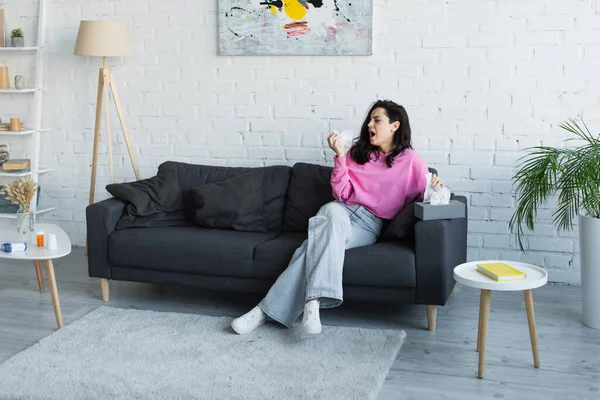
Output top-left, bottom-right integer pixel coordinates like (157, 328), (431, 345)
(426, 305), (438, 331)
(100, 278), (109, 302)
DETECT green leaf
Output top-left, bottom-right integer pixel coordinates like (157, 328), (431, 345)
(510, 118), (600, 251)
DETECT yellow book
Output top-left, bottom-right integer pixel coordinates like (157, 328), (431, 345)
(476, 262), (526, 282)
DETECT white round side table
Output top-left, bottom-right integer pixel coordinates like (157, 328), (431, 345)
(0, 223), (72, 329)
(454, 260), (548, 379)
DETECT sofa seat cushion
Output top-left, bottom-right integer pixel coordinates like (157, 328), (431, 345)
(253, 234), (416, 288)
(342, 241), (416, 289)
(252, 232), (308, 279)
(109, 227), (280, 278)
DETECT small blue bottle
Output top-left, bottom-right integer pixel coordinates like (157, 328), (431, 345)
(1, 242), (27, 253)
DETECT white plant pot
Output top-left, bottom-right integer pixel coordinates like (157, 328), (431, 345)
(11, 37), (24, 47)
(579, 214), (600, 329)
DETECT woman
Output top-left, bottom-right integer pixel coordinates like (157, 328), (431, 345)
(231, 100), (444, 335)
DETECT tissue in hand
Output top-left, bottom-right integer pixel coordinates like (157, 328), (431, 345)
(332, 130), (357, 153)
(423, 173), (451, 205)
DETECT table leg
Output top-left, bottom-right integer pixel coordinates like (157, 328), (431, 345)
(44, 259), (63, 329)
(478, 289), (491, 379)
(477, 290), (484, 352)
(33, 260), (45, 293)
(524, 289), (540, 368)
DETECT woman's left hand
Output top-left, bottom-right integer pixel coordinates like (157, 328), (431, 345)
(431, 174), (444, 188)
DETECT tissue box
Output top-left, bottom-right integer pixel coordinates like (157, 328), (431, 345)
(415, 200), (466, 221)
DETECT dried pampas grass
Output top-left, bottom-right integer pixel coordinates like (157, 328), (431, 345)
(0, 177), (37, 213)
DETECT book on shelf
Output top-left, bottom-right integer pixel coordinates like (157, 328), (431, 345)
(0, 122), (25, 131)
(1, 159), (30, 171)
(476, 262), (526, 282)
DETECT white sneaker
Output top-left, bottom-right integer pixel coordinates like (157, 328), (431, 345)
(231, 306), (266, 334)
(301, 300), (322, 334)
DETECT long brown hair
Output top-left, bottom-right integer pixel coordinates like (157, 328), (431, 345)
(350, 100), (412, 168)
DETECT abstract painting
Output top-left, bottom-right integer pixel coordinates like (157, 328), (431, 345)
(219, 0), (373, 55)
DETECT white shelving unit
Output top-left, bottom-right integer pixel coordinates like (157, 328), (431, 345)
(0, 167), (52, 178)
(0, 88), (37, 93)
(0, 47), (39, 52)
(0, 128), (49, 136)
(0, 0), (54, 219)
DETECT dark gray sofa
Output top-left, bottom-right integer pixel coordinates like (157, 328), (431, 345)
(86, 161), (468, 331)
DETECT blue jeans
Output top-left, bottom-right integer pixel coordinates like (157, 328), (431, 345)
(258, 201), (384, 328)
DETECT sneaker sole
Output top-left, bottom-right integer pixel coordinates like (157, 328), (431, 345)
(231, 321), (247, 335)
(231, 319), (265, 335)
(301, 324), (322, 335)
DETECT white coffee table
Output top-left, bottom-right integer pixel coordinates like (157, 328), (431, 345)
(454, 260), (548, 379)
(0, 223), (72, 328)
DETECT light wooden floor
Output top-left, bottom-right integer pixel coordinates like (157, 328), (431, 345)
(1, 247), (599, 399)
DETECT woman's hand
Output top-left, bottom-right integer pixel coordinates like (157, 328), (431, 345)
(431, 174), (445, 188)
(327, 132), (345, 158)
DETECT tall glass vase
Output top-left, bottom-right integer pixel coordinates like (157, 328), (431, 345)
(16, 205), (34, 244)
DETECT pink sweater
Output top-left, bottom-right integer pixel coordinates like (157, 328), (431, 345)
(331, 148), (429, 220)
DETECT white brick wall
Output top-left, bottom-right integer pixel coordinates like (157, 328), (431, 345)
(2, 0), (599, 283)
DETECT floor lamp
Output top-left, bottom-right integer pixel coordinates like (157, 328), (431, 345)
(74, 21), (140, 208)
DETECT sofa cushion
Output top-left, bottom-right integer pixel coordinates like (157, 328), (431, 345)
(106, 169), (182, 215)
(109, 226), (280, 278)
(283, 162), (335, 232)
(343, 241), (416, 288)
(190, 169), (266, 232)
(379, 201), (417, 241)
(158, 161), (291, 231)
(106, 169), (190, 230)
(252, 232), (308, 279)
(252, 233), (416, 288)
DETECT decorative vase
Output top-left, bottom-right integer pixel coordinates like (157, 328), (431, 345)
(579, 214), (600, 329)
(0, 144), (8, 166)
(11, 37), (24, 47)
(16, 205), (34, 244)
(14, 75), (24, 89)
(0, 63), (9, 89)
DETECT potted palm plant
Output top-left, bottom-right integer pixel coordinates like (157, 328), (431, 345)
(510, 118), (600, 329)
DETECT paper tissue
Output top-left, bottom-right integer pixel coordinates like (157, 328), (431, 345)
(332, 130), (357, 154)
(415, 173), (465, 220)
(423, 173), (451, 205)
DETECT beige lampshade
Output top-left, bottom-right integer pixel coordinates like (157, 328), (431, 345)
(74, 21), (132, 57)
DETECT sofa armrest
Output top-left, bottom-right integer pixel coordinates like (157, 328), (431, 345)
(413, 195), (467, 306)
(86, 198), (126, 279)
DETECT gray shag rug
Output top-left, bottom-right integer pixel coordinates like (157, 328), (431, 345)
(0, 306), (405, 400)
